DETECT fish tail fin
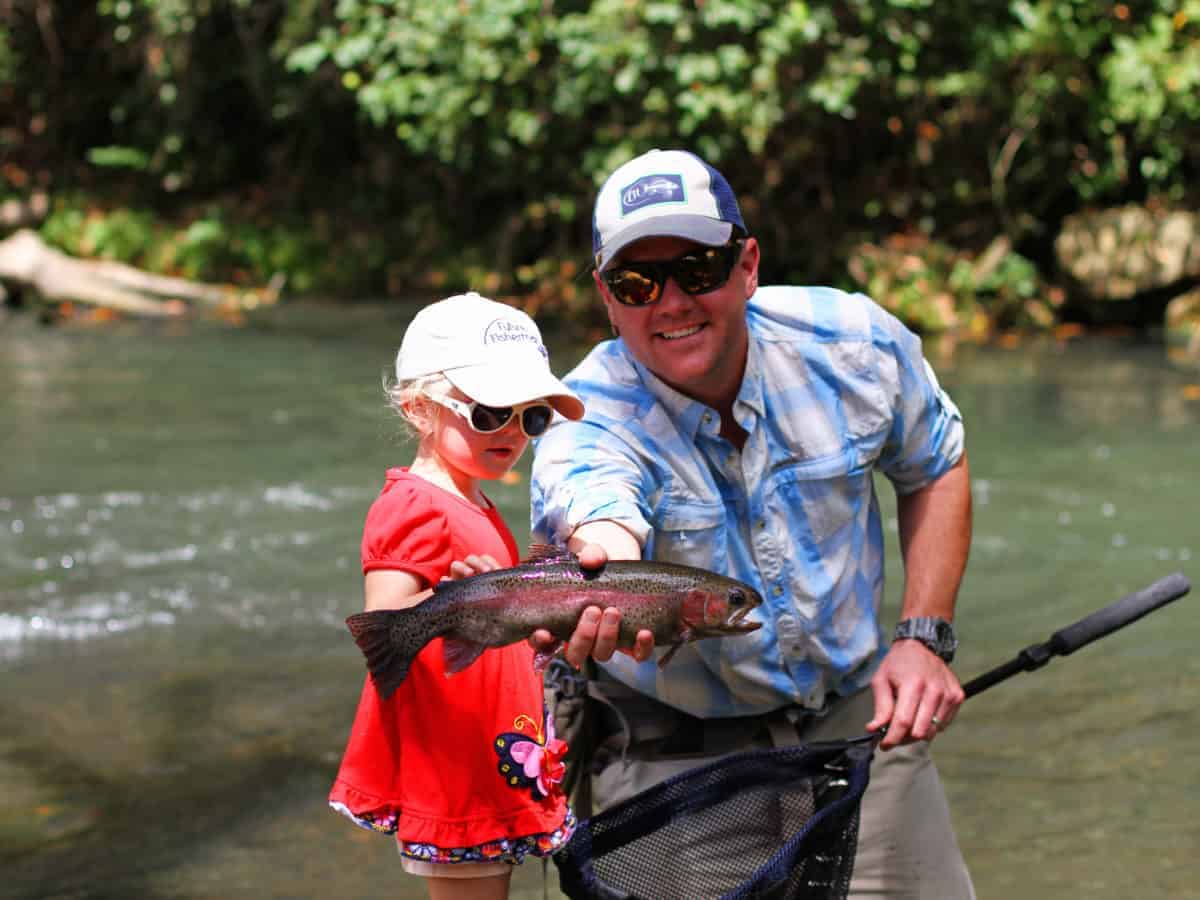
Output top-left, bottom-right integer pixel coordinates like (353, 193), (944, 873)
(345, 610), (418, 701)
(442, 638), (488, 675)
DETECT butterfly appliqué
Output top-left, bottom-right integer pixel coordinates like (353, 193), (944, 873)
(494, 711), (568, 800)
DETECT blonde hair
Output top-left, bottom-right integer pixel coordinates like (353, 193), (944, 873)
(384, 371), (452, 437)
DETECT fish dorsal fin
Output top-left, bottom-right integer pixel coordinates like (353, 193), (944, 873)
(523, 542), (575, 565)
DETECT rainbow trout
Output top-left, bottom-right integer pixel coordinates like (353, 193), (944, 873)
(345, 547), (762, 700)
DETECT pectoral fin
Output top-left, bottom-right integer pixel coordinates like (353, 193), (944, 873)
(443, 638), (488, 675)
(532, 641), (564, 672)
(658, 639), (685, 668)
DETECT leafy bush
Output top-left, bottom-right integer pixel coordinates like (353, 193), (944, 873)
(848, 234), (1061, 336)
(4, 0), (1197, 330)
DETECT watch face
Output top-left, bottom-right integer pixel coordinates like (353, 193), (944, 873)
(933, 621), (958, 659)
(895, 617), (956, 661)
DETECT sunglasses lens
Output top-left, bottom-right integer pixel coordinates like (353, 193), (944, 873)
(604, 242), (741, 306)
(673, 246), (737, 294)
(469, 404), (514, 433)
(605, 268), (662, 307)
(520, 404), (553, 437)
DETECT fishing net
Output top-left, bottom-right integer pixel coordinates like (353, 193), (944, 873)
(554, 736), (876, 900)
(552, 571), (1192, 900)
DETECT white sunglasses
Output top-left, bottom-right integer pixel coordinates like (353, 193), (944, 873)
(427, 394), (555, 438)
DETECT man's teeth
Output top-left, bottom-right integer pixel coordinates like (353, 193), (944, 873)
(661, 324), (703, 340)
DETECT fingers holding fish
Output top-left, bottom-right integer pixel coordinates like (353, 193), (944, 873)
(444, 553), (502, 581)
(529, 627), (562, 663)
(562, 605), (606, 667)
(574, 541), (610, 573)
(619, 626), (656, 664)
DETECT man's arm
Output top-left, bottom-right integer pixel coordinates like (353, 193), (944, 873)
(529, 520), (656, 667)
(866, 452), (972, 748)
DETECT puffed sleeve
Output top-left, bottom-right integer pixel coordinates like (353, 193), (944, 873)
(360, 481), (453, 585)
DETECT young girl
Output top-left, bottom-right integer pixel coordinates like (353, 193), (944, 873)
(329, 292), (583, 899)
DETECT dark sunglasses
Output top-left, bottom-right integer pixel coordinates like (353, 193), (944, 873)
(601, 240), (745, 307)
(429, 394), (554, 438)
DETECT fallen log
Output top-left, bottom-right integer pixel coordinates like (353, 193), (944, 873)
(0, 228), (283, 318)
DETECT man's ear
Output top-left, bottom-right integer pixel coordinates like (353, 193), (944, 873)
(594, 270), (620, 337)
(740, 237), (760, 297)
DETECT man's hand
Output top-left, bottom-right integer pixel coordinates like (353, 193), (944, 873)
(529, 541), (655, 668)
(865, 639), (964, 749)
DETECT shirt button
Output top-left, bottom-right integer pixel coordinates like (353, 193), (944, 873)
(702, 412), (713, 425)
(756, 520), (766, 530)
(772, 585), (783, 596)
(776, 614), (806, 659)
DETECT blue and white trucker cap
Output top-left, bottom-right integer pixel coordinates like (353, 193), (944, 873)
(592, 149), (746, 271)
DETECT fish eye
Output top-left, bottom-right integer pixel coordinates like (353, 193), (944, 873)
(729, 588), (747, 606)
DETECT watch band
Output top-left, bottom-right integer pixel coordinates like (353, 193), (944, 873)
(892, 616), (958, 663)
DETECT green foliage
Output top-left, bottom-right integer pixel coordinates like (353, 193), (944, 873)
(0, 23), (18, 85)
(5, 0), (1198, 334)
(39, 196), (361, 295)
(86, 146), (151, 171)
(848, 235), (1060, 335)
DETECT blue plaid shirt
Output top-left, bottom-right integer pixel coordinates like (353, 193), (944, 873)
(531, 286), (964, 718)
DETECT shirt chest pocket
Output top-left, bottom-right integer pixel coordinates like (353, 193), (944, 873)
(648, 498), (727, 571)
(766, 452), (871, 547)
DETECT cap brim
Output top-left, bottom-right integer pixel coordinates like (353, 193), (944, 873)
(596, 216), (733, 271)
(445, 363), (585, 421)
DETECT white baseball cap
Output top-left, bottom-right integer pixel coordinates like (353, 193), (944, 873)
(592, 148), (747, 271)
(396, 292), (584, 420)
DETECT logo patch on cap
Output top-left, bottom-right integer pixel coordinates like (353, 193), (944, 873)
(483, 318), (547, 357)
(620, 173), (685, 216)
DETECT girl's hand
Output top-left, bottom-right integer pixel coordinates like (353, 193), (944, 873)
(443, 554), (501, 581)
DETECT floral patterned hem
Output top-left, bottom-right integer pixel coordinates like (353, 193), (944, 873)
(400, 808), (577, 866)
(330, 800), (399, 835)
(329, 802), (577, 865)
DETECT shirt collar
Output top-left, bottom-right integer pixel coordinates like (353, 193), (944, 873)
(624, 328), (766, 440)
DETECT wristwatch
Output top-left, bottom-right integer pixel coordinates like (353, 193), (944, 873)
(892, 617), (958, 663)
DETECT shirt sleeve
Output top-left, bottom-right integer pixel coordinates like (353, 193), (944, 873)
(531, 419), (653, 549)
(360, 482), (453, 584)
(870, 303), (965, 493)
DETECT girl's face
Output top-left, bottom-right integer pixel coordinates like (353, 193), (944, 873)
(422, 388), (530, 485)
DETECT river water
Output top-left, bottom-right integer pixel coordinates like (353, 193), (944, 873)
(1, 303), (1197, 900)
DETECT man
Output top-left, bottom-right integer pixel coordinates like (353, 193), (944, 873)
(530, 148), (975, 897)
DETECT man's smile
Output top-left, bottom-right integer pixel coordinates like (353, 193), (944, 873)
(658, 323), (706, 340)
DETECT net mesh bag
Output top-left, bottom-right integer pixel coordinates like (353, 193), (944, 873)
(554, 737), (875, 900)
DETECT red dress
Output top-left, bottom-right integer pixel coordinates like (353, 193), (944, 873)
(328, 469), (574, 865)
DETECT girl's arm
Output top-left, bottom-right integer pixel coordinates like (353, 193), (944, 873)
(363, 554), (502, 611)
(364, 570), (429, 611)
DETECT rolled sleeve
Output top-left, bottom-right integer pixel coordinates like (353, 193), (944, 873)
(872, 309), (965, 494)
(531, 419), (653, 548)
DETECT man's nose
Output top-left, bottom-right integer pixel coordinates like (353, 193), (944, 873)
(656, 275), (695, 310)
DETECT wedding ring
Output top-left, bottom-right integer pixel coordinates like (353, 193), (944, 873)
(930, 715), (942, 727)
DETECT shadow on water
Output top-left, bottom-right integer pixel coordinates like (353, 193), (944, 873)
(1, 660), (332, 900)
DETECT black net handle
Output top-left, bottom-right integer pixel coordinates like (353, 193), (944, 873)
(961, 571), (1191, 700)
